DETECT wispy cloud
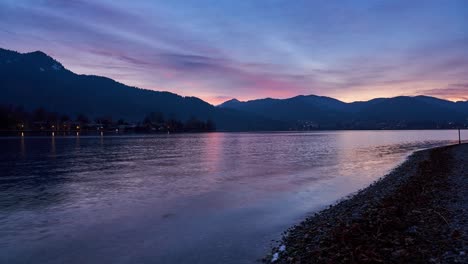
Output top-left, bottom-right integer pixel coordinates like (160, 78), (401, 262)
(416, 84), (468, 101)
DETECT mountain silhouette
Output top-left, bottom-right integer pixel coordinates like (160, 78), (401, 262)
(1, 48), (467, 131)
(0, 48), (286, 131)
(219, 95), (468, 129)
(219, 95), (349, 126)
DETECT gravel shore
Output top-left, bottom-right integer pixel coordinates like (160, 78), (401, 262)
(267, 143), (467, 263)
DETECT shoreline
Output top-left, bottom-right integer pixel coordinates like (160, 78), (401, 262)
(267, 143), (467, 263)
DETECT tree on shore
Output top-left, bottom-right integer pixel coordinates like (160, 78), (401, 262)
(76, 114), (89, 125)
(0, 105), (217, 133)
(33, 107), (47, 122)
(143, 112), (165, 125)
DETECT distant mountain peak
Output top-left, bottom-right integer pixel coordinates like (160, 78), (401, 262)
(26, 50), (49, 57)
(218, 98), (242, 107)
(22, 50), (65, 71)
(226, 98), (240, 103)
(0, 48), (19, 55)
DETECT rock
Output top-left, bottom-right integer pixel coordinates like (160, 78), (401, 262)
(271, 252), (279, 262)
(406, 225), (418, 234)
(392, 249), (407, 258)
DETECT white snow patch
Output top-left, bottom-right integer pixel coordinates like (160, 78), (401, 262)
(39, 67), (45, 72)
(271, 252), (279, 262)
(279, 245), (286, 252)
(51, 63), (62, 70)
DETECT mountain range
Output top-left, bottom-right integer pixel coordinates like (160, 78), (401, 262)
(219, 95), (468, 129)
(1, 48), (467, 130)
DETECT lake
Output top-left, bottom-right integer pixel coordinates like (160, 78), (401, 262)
(0, 130), (465, 263)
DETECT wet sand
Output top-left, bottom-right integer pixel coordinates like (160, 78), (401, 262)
(268, 143), (467, 263)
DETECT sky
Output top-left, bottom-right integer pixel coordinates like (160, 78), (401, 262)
(1, 0), (467, 105)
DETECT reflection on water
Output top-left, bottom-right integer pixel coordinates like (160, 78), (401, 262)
(0, 130), (465, 264)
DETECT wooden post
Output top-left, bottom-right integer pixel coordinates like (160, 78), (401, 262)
(459, 128), (461, 144)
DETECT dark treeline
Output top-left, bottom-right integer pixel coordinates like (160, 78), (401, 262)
(0, 105), (216, 133)
(141, 111), (215, 132)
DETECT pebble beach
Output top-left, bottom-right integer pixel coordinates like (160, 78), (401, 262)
(268, 143), (468, 263)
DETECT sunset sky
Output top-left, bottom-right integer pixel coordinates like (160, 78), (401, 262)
(1, 0), (467, 105)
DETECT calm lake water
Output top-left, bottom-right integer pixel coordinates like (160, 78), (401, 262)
(0, 130), (466, 263)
